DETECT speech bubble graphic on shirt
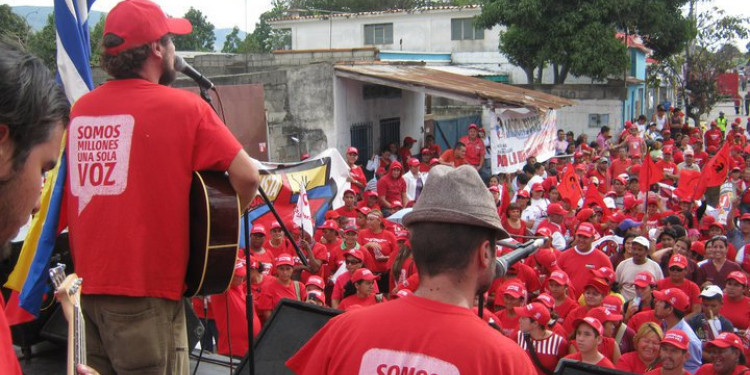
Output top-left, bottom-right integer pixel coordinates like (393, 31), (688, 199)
(68, 115), (134, 215)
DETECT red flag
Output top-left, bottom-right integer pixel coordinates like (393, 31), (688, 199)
(584, 183), (611, 217)
(699, 142), (731, 187)
(639, 153), (664, 192)
(499, 182), (511, 214)
(558, 164), (583, 207)
(674, 169), (701, 200)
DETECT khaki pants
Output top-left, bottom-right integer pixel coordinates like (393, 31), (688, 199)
(81, 295), (189, 375)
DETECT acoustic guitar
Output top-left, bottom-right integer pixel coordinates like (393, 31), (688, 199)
(50, 264), (85, 375)
(185, 171), (240, 297)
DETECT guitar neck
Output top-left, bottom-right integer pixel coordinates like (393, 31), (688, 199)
(69, 304), (86, 375)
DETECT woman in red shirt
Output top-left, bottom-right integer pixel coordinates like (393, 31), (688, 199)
(337, 268), (381, 311)
(502, 202), (528, 243)
(495, 281), (528, 337)
(358, 209), (398, 290)
(720, 271), (750, 331)
(564, 317), (616, 368)
(616, 322), (664, 373)
(546, 270), (578, 324)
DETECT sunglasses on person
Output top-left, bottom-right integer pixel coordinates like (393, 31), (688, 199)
(346, 259), (362, 265)
(669, 266), (684, 272)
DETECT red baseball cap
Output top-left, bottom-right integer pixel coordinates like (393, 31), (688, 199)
(307, 290), (326, 304)
(347, 146), (359, 155)
(319, 220), (339, 231)
(103, 0), (193, 56)
(357, 206), (372, 216)
(706, 332), (745, 354)
(468, 124), (479, 131)
(727, 271), (748, 286)
(534, 293), (555, 309)
(421, 148), (431, 155)
(392, 289), (413, 299)
(342, 225), (358, 234)
(633, 271), (656, 287)
(270, 221), (281, 230)
(429, 158), (440, 166)
(668, 254), (688, 269)
(653, 288), (690, 312)
(514, 302), (551, 326)
(602, 295), (623, 315)
(585, 277), (610, 296)
(251, 224), (267, 236)
(574, 316), (604, 336)
(691, 241), (706, 256)
(576, 208), (595, 222)
(489, 186), (500, 193)
(276, 255), (295, 267)
(408, 157), (420, 167)
(623, 194), (643, 210)
(403, 137), (417, 144)
(502, 281), (528, 299)
(587, 306), (623, 323)
(325, 211), (340, 220)
(517, 190), (530, 199)
(345, 248), (364, 262)
(576, 222), (596, 238)
(548, 203), (568, 216)
(740, 213), (750, 222)
(591, 267), (616, 284)
(534, 248), (559, 271)
(351, 268), (379, 283)
(343, 188), (356, 197)
(391, 200), (404, 209)
(661, 330), (690, 350)
(548, 270), (570, 286)
(306, 275), (325, 290)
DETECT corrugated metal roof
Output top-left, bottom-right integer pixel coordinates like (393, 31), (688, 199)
(334, 64), (575, 109)
(269, 5), (480, 22)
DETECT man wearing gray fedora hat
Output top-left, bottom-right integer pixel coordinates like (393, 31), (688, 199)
(288, 165), (536, 374)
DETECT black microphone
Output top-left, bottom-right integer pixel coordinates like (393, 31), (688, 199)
(174, 55), (214, 90)
(495, 238), (546, 278)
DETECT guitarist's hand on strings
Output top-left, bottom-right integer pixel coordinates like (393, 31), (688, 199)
(76, 364), (100, 375)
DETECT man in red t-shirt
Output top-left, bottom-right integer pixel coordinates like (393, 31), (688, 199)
(287, 165), (536, 375)
(64, 2), (260, 373)
(657, 148), (679, 185)
(459, 124), (485, 170)
(377, 161), (407, 215)
(345, 147), (367, 196)
(705, 122), (723, 150)
(558, 223), (614, 297)
(439, 142), (468, 167)
(610, 148), (632, 181)
(695, 333), (749, 375)
(0, 40), (74, 375)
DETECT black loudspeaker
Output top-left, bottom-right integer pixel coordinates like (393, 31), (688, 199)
(234, 299), (341, 375)
(555, 359), (635, 375)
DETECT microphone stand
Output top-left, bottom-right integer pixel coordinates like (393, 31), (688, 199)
(194, 85), (310, 375)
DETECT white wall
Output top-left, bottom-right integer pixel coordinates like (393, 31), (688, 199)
(556, 99), (624, 138)
(333, 76), (425, 158)
(272, 8), (501, 53)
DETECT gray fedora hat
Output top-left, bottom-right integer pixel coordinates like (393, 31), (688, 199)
(403, 165), (508, 238)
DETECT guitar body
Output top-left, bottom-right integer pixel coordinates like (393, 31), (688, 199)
(186, 171), (240, 297)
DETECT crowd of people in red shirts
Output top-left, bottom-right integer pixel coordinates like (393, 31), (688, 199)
(196, 109), (750, 375)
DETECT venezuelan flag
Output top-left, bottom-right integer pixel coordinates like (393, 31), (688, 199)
(4, 0), (95, 325)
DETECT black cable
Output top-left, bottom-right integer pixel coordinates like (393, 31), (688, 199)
(225, 294), (233, 374)
(192, 298), (208, 375)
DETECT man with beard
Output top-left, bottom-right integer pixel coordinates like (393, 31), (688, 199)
(65, 1), (260, 373)
(0, 39), (72, 375)
(645, 330), (692, 375)
(287, 166), (537, 375)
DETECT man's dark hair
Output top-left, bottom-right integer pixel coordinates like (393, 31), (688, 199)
(601, 126), (610, 133)
(659, 228), (677, 241)
(0, 39), (70, 171)
(522, 164), (535, 176)
(533, 162), (544, 172)
(517, 173), (530, 186)
(453, 141), (466, 150)
(410, 222), (496, 277)
(100, 34), (170, 79)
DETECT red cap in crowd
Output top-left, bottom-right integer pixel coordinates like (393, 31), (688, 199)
(591, 267), (616, 285)
(661, 330), (690, 350)
(585, 277), (610, 296)
(343, 188), (356, 197)
(429, 158), (440, 166)
(343, 225), (358, 234)
(347, 146), (359, 155)
(576, 208), (594, 222)
(393, 289), (413, 299)
(345, 249), (364, 262)
(534, 293), (555, 309)
(103, 0), (193, 56)
(352, 268), (379, 282)
(403, 137), (417, 144)
(408, 157), (420, 167)
(633, 271), (656, 288)
(270, 221), (281, 230)
(320, 220), (339, 231)
(276, 255), (295, 267)
(548, 270), (570, 286)
(306, 275), (325, 290)
(706, 332), (745, 358)
(548, 203), (568, 216)
(727, 271), (748, 286)
(602, 295), (623, 315)
(653, 288), (690, 312)
(251, 224), (267, 236)
(534, 249), (559, 271)
(691, 241), (706, 256)
(587, 306), (623, 323)
(668, 254), (688, 269)
(517, 190), (530, 199)
(623, 194), (643, 210)
(574, 316), (604, 336)
(489, 186), (500, 193)
(576, 222), (596, 238)
(357, 206), (372, 216)
(308, 290), (326, 304)
(421, 148), (430, 155)
(468, 124), (479, 131)
(532, 183), (545, 192)
(502, 281), (527, 299)
(325, 211), (340, 220)
(514, 303), (551, 326)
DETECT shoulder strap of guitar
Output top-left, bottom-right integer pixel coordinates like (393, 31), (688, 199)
(293, 281), (301, 300)
(524, 334), (555, 375)
(375, 294), (383, 303)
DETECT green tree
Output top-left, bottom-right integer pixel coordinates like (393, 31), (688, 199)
(173, 7), (215, 51)
(246, 0), (286, 53)
(476, 0), (691, 84)
(0, 4), (32, 45)
(89, 15), (106, 65)
(222, 26), (243, 53)
(27, 13), (57, 72)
